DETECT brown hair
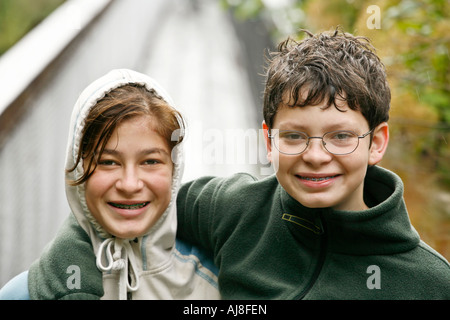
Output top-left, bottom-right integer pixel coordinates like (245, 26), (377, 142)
(263, 28), (391, 130)
(67, 84), (184, 186)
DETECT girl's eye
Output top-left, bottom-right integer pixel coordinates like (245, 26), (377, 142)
(144, 159), (160, 165)
(98, 159), (118, 166)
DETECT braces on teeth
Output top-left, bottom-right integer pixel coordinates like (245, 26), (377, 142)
(301, 176), (336, 181)
(109, 202), (149, 209)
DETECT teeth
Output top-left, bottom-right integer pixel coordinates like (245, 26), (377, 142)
(109, 202), (149, 210)
(300, 175), (337, 181)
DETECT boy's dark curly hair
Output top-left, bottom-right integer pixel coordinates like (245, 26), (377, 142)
(263, 28), (391, 131)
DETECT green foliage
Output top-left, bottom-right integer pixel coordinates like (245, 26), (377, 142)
(219, 0), (265, 20)
(384, 0), (450, 123)
(0, 0), (66, 55)
(383, 0), (450, 188)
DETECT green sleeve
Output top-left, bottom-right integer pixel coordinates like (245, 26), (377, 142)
(28, 213), (103, 300)
(176, 173), (259, 255)
(176, 176), (221, 252)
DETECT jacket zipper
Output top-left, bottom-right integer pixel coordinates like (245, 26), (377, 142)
(295, 213), (328, 299)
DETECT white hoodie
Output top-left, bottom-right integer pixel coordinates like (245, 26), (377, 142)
(65, 69), (220, 300)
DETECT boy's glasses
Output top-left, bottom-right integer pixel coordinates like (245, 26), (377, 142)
(268, 129), (373, 155)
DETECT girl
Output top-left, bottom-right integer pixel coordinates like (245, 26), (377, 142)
(0, 69), (220, 300)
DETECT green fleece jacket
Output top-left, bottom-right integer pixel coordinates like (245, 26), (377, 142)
(28, 214), (103, 300)
(176, 165), (450, 299)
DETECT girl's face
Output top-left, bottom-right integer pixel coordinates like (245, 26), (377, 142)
(84, 115), (173, 238)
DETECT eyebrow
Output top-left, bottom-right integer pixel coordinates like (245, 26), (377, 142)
(276, 121), (360, 132)
(101, 148), (170, 157)
(275, 122), (308, 131)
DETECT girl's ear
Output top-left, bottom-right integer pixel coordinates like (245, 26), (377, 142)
(369, 122), (389, 166)
(262, 121), (273, 162)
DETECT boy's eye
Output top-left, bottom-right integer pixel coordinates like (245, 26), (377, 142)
(329, 132), (354, 141)
(280, 131), (307, 141)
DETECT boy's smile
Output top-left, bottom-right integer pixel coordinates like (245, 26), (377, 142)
(264, 96), (388, 212)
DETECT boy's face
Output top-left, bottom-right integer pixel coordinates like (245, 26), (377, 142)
(84, 115), (173, 238)
(264, 93), (388, 211)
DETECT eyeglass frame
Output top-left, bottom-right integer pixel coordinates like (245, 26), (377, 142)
(267, 128), (374, 155)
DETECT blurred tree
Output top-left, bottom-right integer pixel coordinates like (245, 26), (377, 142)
(374, 0), (450, 177)
(0, 0), (65, 55)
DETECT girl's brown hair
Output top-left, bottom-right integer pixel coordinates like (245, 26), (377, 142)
(67, 84), (184, 186)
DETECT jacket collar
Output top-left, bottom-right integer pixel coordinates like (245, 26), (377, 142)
(280, 165), (420, 255)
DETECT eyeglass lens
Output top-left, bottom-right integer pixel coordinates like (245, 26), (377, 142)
(274, 130), (361, 155)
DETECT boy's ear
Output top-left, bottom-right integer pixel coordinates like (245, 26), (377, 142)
(369, 122), (389, 166)
(262, 121), (273, 162)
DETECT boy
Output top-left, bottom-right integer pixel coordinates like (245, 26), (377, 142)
(175, 29), (450, 299)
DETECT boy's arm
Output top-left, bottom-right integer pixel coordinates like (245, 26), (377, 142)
(28, 213), (103, 300)
(176, 176), (221, 253)
(176, 173), (258, 255)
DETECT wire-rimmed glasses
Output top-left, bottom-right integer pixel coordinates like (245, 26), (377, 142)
(268, 129), (373, 155)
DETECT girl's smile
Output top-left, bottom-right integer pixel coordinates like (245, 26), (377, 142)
(107, 201), (151, 218)
(84, 115), (173, 238)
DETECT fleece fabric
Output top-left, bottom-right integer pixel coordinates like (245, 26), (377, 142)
(176, 165), (450, 299)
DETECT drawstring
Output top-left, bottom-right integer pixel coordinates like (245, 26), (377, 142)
(96, 238), (140, 299)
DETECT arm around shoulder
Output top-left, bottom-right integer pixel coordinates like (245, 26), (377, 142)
(176, 173), (259, 252)
(176, 176), (223, 250)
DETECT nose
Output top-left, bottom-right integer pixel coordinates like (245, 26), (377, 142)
(301, 138), (333, 165)
(115, 166), (144, 194)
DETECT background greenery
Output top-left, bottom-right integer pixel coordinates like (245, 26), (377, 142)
(0, 0), (65, 56)
(222, 0), (450, 259)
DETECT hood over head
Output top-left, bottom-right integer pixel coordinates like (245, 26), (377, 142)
(64, 69), (185, 299)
